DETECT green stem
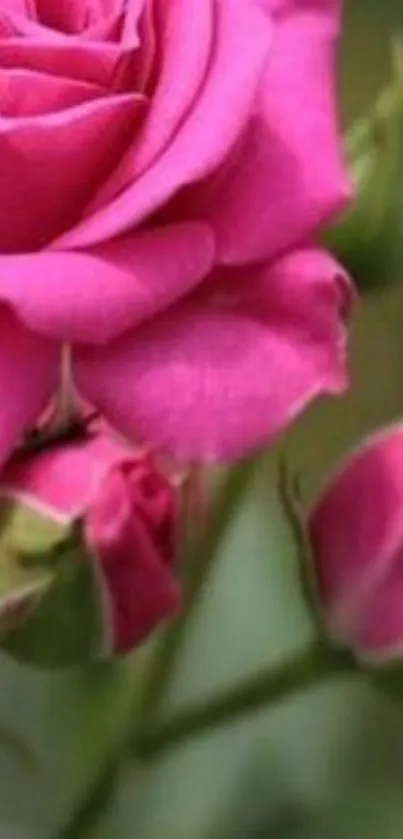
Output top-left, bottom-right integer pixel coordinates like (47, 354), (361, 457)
(52, 757), (121, 839)
(51, 642), (356, 839)
(136, 456), (260, 729)
(50, 459), (258, 839)
(134, 642), (356, 761)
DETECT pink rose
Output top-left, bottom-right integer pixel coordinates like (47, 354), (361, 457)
(0, 0), (351, 463)
(0, 423), (179, 660)
(309, 425), (403, 663)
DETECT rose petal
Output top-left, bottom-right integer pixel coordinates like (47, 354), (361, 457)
(0, 0), (29, 14)
(257, 0), (342, 19)
(309, 425), (403, 651)
(0, 92), (144, 252)
(0, 223), (215, 343)
(74, 249), (351, 460)
(34, 0), (122, 33)
(0, 36), (135, 86)
(196, 0), (349, 264)
(59, 0), (272, 248)
(130, 0), (156, 90)
(120, 0), (147, 43)
(0, 68), (104, 116)
(4, 3), (131, 43)
(86, 465), (179, 653)
(0, 309), (58, 468)
(89, 0), (214, 208)
(0, 430), (134, 522)
(351, 555), (403, 661)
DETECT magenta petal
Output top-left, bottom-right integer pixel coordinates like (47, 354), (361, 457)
(0, 309), (58, 467)
(0, 38), (134, 87)
(0, 68), (104, 117)
(74, 248), (351, 461)
(86, 466), (179, 653)
(352, 555), (403, 661)
(309, 425), (403, 657)
(90, 0), (214, 209)
(200, 0), (349, 264)
(0, 432), (134, 522)
(59, 0), (271, 248)
(33, 0), (129, 33)
(0, 223), (214, 343)
(258, 0), (342, 21)
(0, 93), (144, 252)
(0, 0), (30, 14)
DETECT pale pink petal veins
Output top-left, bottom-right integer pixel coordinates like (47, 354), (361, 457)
(0, 223), (214, 343)
(74, 249), (351, 461)
(58, 0), (272, 249)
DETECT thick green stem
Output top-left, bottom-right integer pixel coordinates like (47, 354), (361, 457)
(134, 643), (356, 760)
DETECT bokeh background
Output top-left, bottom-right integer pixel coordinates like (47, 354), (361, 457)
(1, 3), (403, 838)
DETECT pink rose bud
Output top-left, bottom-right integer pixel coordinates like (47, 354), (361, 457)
(0, 425), (179, 668)
(309, 425), (403, 662)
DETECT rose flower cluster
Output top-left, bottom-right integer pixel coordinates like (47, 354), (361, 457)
(0, 0), (351, 662)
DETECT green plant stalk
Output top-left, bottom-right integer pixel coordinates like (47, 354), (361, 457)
(50, 460), (357, 839)
(136, 455), (261, 730)
(51, 641), (356, 839)
(50, 458), (260, 839)
(134, 642), (356, 760)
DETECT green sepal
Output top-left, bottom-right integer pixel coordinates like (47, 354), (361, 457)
(0, 499), (111, 668)
(277, 458), (328, 641)
(326, 40), (403, 293)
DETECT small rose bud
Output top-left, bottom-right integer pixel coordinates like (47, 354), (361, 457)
(309, 424), (403, 663)
(0, 425), (179, 667)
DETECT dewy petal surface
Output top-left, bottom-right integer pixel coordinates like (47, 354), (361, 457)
(74, 249), (351, 460)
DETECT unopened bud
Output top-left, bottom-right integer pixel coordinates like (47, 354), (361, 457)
(0, 424), (180, 668)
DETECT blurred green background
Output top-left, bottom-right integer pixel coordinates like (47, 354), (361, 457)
(1, 3), (403, 838)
